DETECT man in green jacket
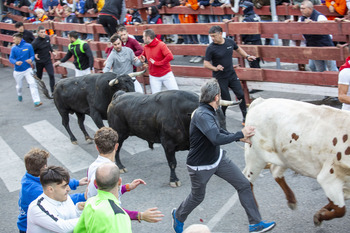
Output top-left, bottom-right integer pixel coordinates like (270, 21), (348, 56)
(74, 163), (132, 233)
(54, 31), (94, 77)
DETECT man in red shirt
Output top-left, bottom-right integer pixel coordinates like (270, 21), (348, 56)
(140, 29), (179, 93)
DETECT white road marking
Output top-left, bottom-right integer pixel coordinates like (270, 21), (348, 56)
(0, 136), (26, 192)
(23, 120), (95, 173)
(207, 193), (239, 231)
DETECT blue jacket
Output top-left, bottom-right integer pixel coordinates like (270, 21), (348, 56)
(17, 172), (85, 231)
(9, 39), (35, 72)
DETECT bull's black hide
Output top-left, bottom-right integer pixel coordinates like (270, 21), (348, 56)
(107, 90), (226, 187)
(54, 72), (135, 144)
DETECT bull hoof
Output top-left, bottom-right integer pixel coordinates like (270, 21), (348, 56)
(119, 168), (128, 174)
(313, 213), (322, 227)
(287, 202), (297, 210)
(170, 181), (181, 188)
(72, 141), (78, 145)
(86, 138), (93, 144)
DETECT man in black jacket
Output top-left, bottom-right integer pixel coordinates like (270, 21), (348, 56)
(171, 80), (276, 233)
(15, 22), (34, 43)
(32, 26), (56, 95)
(54, 31), (94, 77)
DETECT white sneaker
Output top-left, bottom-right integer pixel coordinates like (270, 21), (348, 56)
(189, 57), (196, 63)
(193, 56), (203, 63)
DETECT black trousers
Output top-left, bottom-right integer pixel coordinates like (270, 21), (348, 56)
(36, 61), (55, 93)
(217, 75), (247, 120)
(98, 15), (119, 38)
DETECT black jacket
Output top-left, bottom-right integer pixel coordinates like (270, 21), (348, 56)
(186, 103), (244, 166)
(23, 30), (35, 44)
(32, 35), (53, 63)
(242, 3), (261, 43)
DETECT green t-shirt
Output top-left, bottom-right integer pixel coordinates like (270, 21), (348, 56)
(74, 190), (132, 233)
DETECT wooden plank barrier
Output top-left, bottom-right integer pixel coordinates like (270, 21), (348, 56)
(1, 19), (348, 98)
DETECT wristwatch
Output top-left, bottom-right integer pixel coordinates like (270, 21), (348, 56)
(246, 55), (250, 59)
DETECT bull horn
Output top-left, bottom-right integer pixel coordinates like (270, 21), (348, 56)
(220, 99), (242, 106)
(108, 78), (119, 86)
(128, 69), (147, 78)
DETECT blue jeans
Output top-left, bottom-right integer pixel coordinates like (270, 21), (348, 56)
(198, 15), (219, 44)
(173, 14), (180, 24)
(313, 60), (338, 72)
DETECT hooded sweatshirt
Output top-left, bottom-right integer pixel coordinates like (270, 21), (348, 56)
(141, 38), (174, 77)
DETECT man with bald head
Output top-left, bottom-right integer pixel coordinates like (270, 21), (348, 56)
(183, 224), (211, 233)
(74, 163), (132, 233)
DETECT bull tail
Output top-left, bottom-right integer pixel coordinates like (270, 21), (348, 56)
(248, 97), (265, 110)
(33, 73), (53, 99)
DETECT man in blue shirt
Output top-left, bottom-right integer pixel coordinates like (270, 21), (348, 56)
(9, 32), (42, 107)
(17, 148), (87, 233)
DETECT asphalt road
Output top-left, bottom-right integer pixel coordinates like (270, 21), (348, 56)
(0, 62), (349, 233)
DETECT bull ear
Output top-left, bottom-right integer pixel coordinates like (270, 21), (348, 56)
(128, 69), (147, 78)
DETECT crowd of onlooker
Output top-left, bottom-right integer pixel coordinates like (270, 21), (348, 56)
(1, 0), (349, 68)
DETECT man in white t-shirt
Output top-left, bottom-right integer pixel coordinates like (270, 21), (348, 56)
(338, 58), (350, 111)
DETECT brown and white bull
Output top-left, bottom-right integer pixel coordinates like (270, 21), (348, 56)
(243, 97), (350, 226)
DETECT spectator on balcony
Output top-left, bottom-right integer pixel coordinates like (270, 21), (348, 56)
(15, 21), (35, 43)
(17, 0), (31, 16)
(127, 8), (143, 42)
(42, 0), (49, 12)
(219, 0), (234, 21)
(158, 0), (180, 24)
(85, 0), (98, 15)
(48, 0), (59, 17)
(294, 0), (338, 72)
(293, 0), (321, 9)
(4, 0), (24, 15)
(33, 0), (43, 10)
(147, 6), (163, 40)
(179, 0), (200, 62)
(325, 0), (347, 20)
(33, 8), (54, 35)
(197, 0), (219, 46)
(55, 0), (66, 19)
(96, 0), (104, 12)
(240, 1), (262, 68)
(98, 0), (123, 37)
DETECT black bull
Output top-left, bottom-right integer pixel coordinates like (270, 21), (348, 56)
(107, 90), (238, 187)
(53, 71), (144, 144)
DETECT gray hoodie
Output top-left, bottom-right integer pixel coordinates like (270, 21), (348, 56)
(103, 46), (142, 74)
